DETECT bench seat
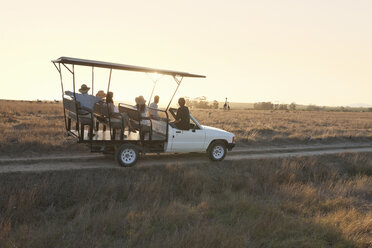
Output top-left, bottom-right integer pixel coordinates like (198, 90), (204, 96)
(68, 112), (93, 125)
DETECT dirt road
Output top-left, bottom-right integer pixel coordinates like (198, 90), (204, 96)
(1, 143), (372, 173)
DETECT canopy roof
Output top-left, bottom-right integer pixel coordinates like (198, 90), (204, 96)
(52, 57), (206, 78)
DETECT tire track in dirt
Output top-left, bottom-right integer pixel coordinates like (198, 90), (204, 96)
(1, 143), (372, 173)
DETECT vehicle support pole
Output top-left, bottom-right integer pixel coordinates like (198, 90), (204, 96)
(57, 63), (68, 130)
(107, 68), (112, 93)
(52, 62), (64, 96)
(107, 69), (113, 139)
(61, 63), (73, 74)
(58, 63), (75, 134)
(52, 62), (60, 74)
(166, 76), (183, 111)
(148, 81), (157, 107)
(72, 64), (76, 102)
(72, 64), (80, 139)
(91, 66), (95, 145)
(92, 66), (94, 95)
(56, 63), (64, 95)
(146, 73), (163, 106)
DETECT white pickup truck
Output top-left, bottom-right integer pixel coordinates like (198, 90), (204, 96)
(166, 108), (235, 157)
(53, 56), (235, 167)
(115, 107), (236, 167)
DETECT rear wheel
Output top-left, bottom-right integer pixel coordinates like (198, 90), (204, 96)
(115, 144), (139, 167)
(208, 141), (227, 161)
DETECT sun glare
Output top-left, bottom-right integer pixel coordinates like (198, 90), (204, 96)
(147, 72), (163, 82)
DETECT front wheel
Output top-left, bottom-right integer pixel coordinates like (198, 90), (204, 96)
(208, 141), (227, 161)
(115, 144), (139, 167)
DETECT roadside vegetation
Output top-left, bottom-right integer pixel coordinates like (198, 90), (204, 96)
(0, 153), (371, 247)
(0, 100), (87, 157)
(1, 100), (372, 156)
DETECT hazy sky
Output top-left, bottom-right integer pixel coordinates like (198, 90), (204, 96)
(1, 0), (371, 106)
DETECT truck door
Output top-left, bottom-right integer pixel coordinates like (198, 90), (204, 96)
(170, 127), (206, 152)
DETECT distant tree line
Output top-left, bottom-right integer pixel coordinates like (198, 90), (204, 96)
(253, 102), (372, 112)
(253, 102), (296, 110)
(253, 102), (273, 110)
(182, 98), (372, 112)
(306, 104), (322, 111)
(184, 97), (219, 109)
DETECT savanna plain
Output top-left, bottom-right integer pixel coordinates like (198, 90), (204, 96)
(0, 100), (371, 247)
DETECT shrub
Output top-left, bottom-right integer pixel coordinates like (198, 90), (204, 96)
(253, 102), (274, 110)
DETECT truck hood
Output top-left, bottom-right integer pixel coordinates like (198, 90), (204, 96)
(201, 125), (234, 137)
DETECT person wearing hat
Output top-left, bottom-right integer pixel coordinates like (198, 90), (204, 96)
(94, 90), (107, 109)
(135, 95), (148, 124)
(134, 96), (151, 139)
(65, 84), (102, 114)
(96, 90), (106, 100)
(135, 95), (147, 105)
(135, 95), (147, 113)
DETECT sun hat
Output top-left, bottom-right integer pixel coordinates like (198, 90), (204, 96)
(135, 95), (146, 105)
(79, 84), (90, 93)
(96, 90), (106, 99)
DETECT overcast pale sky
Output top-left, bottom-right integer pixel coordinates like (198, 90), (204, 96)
(1, 0), (371, 106)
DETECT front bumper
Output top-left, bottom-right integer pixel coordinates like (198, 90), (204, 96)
(227, 143), (235, 151)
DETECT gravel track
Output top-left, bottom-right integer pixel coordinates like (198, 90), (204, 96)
(1, 143), (372, 173)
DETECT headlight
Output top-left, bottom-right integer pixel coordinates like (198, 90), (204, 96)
(232, 136), (236, 143)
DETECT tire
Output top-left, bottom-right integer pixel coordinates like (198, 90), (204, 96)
(208, 141), (227, 161)
(115, 144), (139, 167)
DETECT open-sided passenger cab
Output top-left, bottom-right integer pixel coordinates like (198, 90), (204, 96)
(52, 57), (235, 166)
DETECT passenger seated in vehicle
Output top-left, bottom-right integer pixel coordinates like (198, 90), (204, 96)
(173, 97), (190, 130)
(65, 84), (101, 114)
(135, 96), (150, 126)
(106, 92), (135, 131)
(133, 95), (152, 140)
(105, 92), (118, 113)
(148, 95), (160, 120)
(95, 90), (106, 100)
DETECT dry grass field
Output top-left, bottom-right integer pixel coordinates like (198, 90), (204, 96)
(0, 100), (88, 157)
(0, 153), (371, 247)
(1, 100), (372, 156)
(192, 109), (372, 144)
(0, 100), (371, 247)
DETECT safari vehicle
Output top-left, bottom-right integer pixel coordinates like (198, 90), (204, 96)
(52, 57), (235, 166)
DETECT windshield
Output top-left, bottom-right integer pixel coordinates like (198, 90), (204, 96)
(168, 108), (201, 130)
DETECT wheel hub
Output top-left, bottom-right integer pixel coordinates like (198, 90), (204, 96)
(213, 145), (224, 159)
(121, 149), (136, 164)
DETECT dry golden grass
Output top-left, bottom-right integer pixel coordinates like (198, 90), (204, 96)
(0, 100), (87, 157)
(192, 109), (372, 144)
(1, 100), (371, 247)
(1, 100), (372, 156)
(0, 153), (371, 247)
